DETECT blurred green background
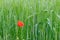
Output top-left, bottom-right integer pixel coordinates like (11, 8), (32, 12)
(0, 0), (60, 40)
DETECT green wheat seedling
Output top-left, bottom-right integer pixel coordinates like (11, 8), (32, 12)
(0, 0), (60, 40)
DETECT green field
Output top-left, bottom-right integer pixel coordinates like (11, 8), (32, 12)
(0, 0), (60, 40)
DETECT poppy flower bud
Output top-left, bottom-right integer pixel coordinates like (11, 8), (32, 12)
(17, 20), (24, 27)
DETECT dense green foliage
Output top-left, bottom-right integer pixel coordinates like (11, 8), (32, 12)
(0, 0), (60, 40)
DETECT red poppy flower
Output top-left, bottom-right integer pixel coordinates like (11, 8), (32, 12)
(17, 20), (24, 27)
